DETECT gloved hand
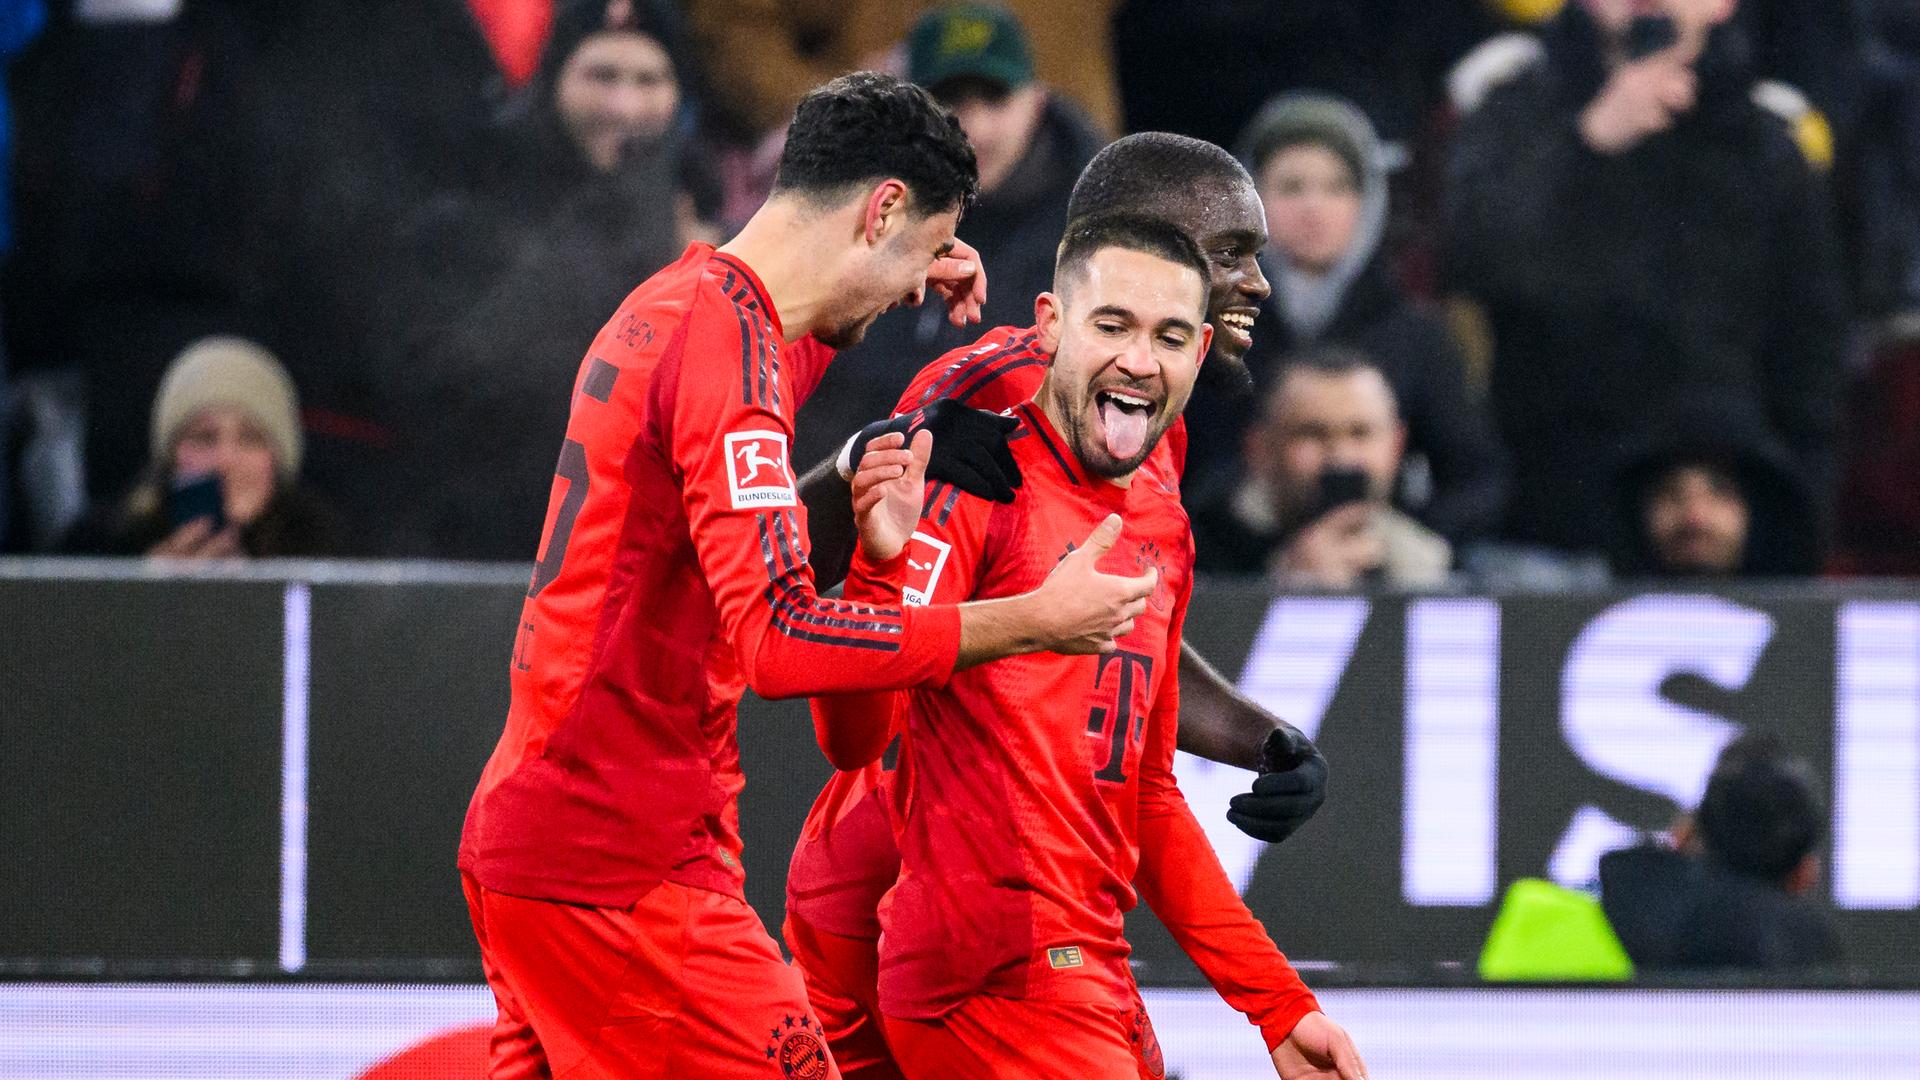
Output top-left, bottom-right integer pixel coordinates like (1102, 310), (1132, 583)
(1226, 723), (1328, 844)
(840, 399), (1022, 504)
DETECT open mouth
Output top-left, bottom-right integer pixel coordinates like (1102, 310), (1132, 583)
(1217, 309), (1258, 347)
(1095, 388), (1158, 462)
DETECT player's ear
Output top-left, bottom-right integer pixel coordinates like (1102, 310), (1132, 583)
(1195, 322), (1213, 367)
(862, 180), (909, 247)
(1034, 292), (1063, 354)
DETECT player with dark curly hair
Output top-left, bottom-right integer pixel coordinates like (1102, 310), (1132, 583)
(458, 72), (1157, 1079)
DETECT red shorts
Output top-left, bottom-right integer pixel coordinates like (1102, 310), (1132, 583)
(881, 992), (1165, 1080)
(783, 913), (901, 1080)
(462, 873), (840, 1080)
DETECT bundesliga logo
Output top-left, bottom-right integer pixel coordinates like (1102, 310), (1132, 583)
(763, 1015), (830, 1079)
(902, 532), (952, 607)
(725, 430), (797, 509)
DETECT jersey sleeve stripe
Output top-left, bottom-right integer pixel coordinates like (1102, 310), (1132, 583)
(948, 353), (1044, 406)
(732, 299), (755, 405)
(936, 484), (961, 526)
(919, 480), (950, 519)
(755, 515), (908, 645)
(909, 335), (1029, 409)
(766, 333), (782, 412)
(766, 612), (901, 651)
(770, 506), (799, 574)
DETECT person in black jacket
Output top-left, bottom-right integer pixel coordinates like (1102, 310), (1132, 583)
(792, 3), (1108, 466)
(1184, 91), (1508, 545)
(373, 0), (709, 559)
(1444, 0), (1847, 560)
(1600, 733), (1842, 971)
(1610, 396), (1821, 578)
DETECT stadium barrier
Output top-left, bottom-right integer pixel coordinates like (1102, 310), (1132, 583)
(3, 560), (1918, 1075)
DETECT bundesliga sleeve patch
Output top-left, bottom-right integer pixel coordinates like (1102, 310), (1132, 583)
(725, 430), (797, 509)
(901, 532), (952, 607)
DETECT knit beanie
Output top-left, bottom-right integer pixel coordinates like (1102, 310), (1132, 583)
(149, 336), (304, 479)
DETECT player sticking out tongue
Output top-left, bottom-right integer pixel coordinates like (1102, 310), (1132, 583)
(1095, 384), (1159, 463)
(1038, 216), (1212, 482)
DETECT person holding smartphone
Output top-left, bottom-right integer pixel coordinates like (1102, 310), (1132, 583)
(1444, 0), (1847, 570)
(61, 336), (340, 559)
(1191, 345), (1450, 589)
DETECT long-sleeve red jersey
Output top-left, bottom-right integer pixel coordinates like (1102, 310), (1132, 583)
(459, 243), (961, 908)
(787, 325), (1190, 937)
(815, 401), (1318, 1052)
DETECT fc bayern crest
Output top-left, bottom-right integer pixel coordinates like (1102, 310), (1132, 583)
(1131, 1003), (1166, 1079)
(764, 1014), (830, 1079)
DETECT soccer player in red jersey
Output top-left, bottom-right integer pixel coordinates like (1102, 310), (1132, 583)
(816, 214), (1367, 1079)
(457, 73), (1160, 1080)
(786, 134), (1331, 1079)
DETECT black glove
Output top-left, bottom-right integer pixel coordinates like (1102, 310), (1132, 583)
(847, 399), (1023, 503)
(1226, 723), (1328, 844)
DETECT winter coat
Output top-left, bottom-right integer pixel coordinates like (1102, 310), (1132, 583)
(1599, 844), (1842, 971)
(1609, 397), (1822, 578)
(369, 10), (700, 560)
(1443, 5), (1848, 554)
(62, 482), (343, 559)
(792, 92), (1107, 467)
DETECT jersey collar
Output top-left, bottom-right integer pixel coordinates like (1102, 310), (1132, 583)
(1015, 400), (1132, 507)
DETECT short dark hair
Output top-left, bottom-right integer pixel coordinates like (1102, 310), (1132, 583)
(1066, 132), (1252, 222)
(1695, 734), (1824, 883)
(1266, 345), (1397, 416)
(774, 71), (978, 216)
(1054, 212), (1210, 315)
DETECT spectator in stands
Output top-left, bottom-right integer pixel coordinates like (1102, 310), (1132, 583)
(63, 337), (339, 559)
(685, 0), (1119, 220)
(376, 0), (702, 559)
(1599, 734), (1842, 970)
(1445, 0), (1848, 564)
(794, 3), (1105, 465)
(1191, 347), (1451, 589)
(5, 1), (267, 502)
(1184, 91), (1508, 545)
(1611, 399), (1820, 579)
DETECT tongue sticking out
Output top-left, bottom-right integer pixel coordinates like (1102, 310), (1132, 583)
(1099, 399), (1151, 462)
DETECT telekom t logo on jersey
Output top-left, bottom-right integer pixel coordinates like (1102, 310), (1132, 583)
(724, 430), (796, 509)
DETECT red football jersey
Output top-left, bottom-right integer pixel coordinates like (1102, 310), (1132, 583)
(458, 243), (962, 908)
(787, 325), (1190, 938)
(816, 401), (1318, 1051)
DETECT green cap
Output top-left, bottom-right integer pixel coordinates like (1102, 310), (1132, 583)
(907, 4), (1033, 95)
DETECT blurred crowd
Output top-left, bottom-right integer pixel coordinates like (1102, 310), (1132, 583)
(2, 0), (1917, 589)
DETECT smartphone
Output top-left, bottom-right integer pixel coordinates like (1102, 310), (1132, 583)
(1315, 465), (1372, 517)
(1625, 14), (1678, 60)
(167, 472), (227, 532)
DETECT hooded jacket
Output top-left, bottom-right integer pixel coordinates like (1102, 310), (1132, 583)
(1183, 93), (1509, 545)
(1610, 397), (1821, 578)
(1444, 4), (1847, 555)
